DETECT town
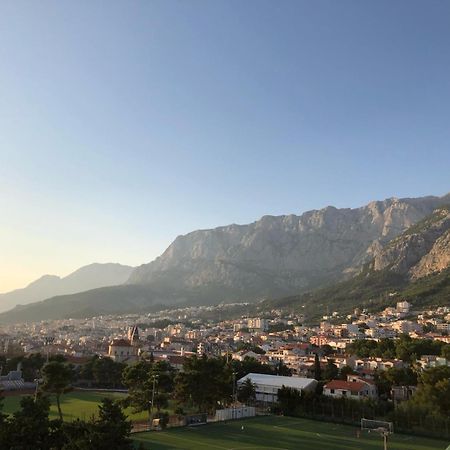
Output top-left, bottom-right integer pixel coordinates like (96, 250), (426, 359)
(1, 299), (449, 408)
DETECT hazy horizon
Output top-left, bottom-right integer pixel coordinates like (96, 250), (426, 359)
(1, 189), (448, 294)
(1, 1), (450, 292)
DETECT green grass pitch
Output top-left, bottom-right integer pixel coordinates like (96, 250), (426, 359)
(2, 390), (148, 422)
(3, 394), (448, 449)
(131, 416), (449, 450)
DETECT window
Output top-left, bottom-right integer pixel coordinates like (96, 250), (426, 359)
(330, 389), (335, 394)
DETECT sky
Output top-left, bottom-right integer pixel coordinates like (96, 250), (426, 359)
(0, 1), (449, 292)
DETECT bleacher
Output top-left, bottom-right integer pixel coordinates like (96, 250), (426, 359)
(0, 366), (28, 391)
(0, 379), (25, 391)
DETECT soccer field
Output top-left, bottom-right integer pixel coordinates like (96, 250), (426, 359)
(132, 416), (449, 450)
(2, 390), (148, 422)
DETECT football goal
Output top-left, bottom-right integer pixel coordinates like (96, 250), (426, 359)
(361, 418), (393, 450)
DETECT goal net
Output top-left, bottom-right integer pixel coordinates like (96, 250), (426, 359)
(361, 418), (394, 434)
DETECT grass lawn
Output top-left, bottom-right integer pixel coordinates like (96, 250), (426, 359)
(132, 416), (449, 450)
(2, 390), (150, 422)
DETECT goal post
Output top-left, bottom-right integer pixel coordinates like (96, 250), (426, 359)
(361, 418), (393, 450)
(361, 418), (394, 434)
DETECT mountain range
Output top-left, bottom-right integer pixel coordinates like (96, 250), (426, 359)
(0, 193), (449, 324)
(264, 205), (450, 317)
(0, 263), (134, 314)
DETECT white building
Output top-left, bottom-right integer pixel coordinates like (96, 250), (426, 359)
(396, 301), (411, 314)
(323, 375), (377, 400)
(247, 318), (268, 332)
(108, 338), (138, 363)
(237, 373), (317, 403)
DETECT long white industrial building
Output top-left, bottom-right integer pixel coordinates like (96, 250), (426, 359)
(237, 373), (317, 403)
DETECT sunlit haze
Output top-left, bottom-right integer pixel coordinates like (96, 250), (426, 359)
(1, 1), (449, 292)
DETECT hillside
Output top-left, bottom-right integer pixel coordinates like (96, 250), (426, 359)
(1, 194), (449, 324)
(0, 263), (134, 313)
(371, 206), (450, 278)
(0, 282), (256, 323)
(263, 266), (450, 320)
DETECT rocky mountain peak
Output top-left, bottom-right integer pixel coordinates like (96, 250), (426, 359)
(128, 194), (449, 301)
(371, 206), (450, 279)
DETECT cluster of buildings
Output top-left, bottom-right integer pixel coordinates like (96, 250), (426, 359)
(1, 300), (449, 402)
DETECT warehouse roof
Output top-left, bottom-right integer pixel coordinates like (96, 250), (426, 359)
(238, 373), (317, 390)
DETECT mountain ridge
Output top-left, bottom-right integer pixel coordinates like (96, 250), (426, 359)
(0, 263), (134, 313)
(265, 205), (450, 318)
(1, 193), (449, 324)
(128, 194), (449, 292)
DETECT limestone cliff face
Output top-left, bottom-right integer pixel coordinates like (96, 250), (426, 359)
(371, 206), (450, 279)
(129, 194), (449, 299)
(410, 228), (450, 279)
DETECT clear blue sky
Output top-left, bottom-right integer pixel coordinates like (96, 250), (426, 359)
(0, 1), (449, 291)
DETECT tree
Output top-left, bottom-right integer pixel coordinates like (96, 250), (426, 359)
(0, 389), (8, 448)
(441, 344), (450, 360)
(122, 360), (154, 420)
(174, 355), (231, 412)
(77, 355), (96, 382)
(323, 359), (339, 381)
(93, 398), (133, 449)
(41, 361), (73, 421)
(231, 357), (274, 380)
(277, 386), (302, 415)
(0, 389), (5, 424)
(61, 419), (95, 450)
(275, 361), (292, 376)
(407, 366), (450, 416)
(235, 342), (265, 354)
(321, 345), (334, 356)
(237, 378), (256, 405)
(314, 353), (322, 380)
(4, 395), (63, 449)
(61, 399), (133, 450)
(92, 357), (125, 388)
(338, 365), (355, 380)
(419, 365), (450, 387)
(122, 360), (174, 420)
(49, 354), (68, 363)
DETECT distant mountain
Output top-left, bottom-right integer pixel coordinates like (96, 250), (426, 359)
(0, 263), (134, 313)
(1, 193), (449, 324)
(129, 193), (449, 296)
(264, 206), (450, 318)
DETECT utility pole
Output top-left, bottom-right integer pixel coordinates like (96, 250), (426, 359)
(34, 378), (39, 402)
(44, 336), (54, 363)
(150, 374), (159, 415)
(232, 371), (236, 419)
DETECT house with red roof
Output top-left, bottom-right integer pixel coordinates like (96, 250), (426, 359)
(323, 375), (377, 400)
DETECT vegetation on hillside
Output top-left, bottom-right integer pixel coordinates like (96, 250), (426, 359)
(263, 266), (450, 321)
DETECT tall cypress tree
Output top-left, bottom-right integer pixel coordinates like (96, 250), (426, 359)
(314, 353), (322, 381)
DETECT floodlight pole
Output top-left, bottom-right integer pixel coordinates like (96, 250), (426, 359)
(150, 374), (159, 415)
(232, 372), (236, 419)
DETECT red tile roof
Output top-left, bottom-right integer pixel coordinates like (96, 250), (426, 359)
(324, 380), (366, 391)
